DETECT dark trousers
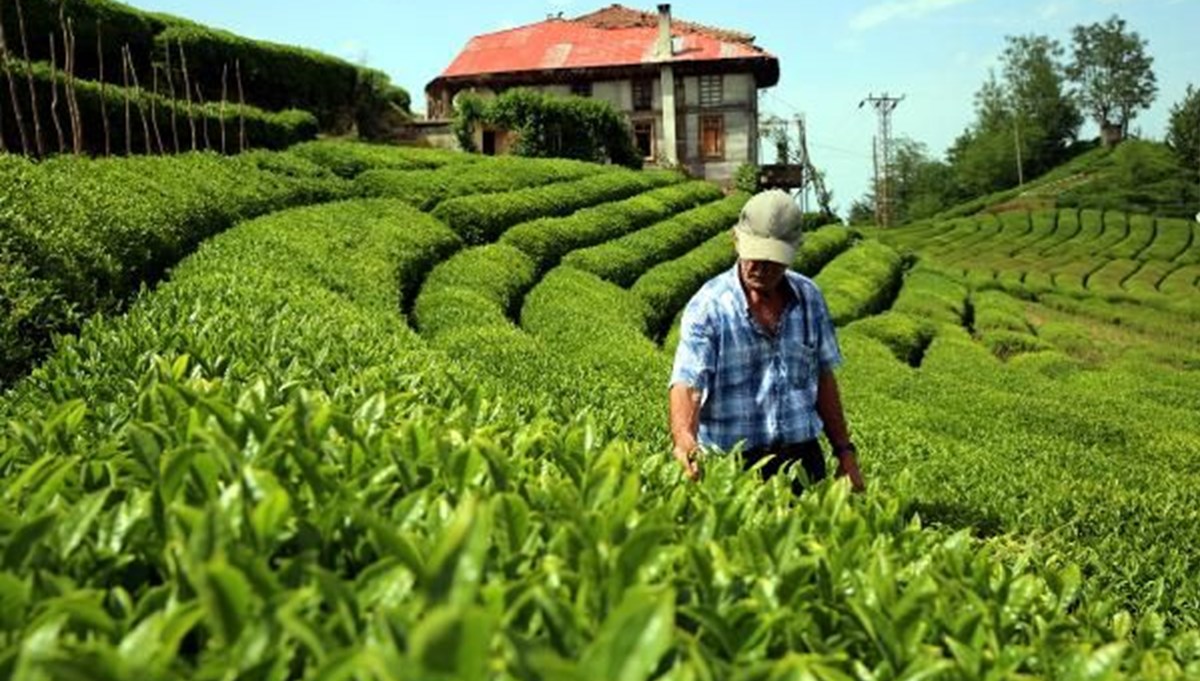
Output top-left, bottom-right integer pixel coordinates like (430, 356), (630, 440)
(743, 440), (827, 496)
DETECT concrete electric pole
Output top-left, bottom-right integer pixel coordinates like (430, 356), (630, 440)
(860, 93), (904, 228)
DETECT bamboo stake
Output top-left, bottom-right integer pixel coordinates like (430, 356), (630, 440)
(48, 33), (65, 153)
(97, 19), (110, 156)
(236, 58), (245, 152)
(194, 82), (209, 150)
(125, 45), (151, 154)
(150, 64), (164, 154)
(178, 39), (196, 150)
(62, 14), (83, 154)
(163, 40), (178, 152)
(14, 0), (43, 155)
(219, 62), (227, 154)
(121, 43), (131, 155)
(0, 5), (29, 154)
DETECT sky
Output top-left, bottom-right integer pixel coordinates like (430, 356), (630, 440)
(124, 0), (1200, 215)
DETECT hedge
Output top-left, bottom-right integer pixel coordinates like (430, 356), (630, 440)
(0, 60), (317, 155)
(499, 180), (724, 269)
(813, 240), (906, 326)
(156, 24), (409, 131)
(431, 169), (680, 245)
(291, 140), (475, 178)
(561, 192), (748, 286)
(355, 156), (602, 211)
(0, 0), (409, 133)
(0, 148), (351, 387)
(413, 244), (537, 338)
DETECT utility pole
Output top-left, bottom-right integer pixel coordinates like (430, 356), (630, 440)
(860, 92), (904, 227)
(795, 115), (809, 213)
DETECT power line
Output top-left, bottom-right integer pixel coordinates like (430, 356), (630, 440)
(859, 92), (904, 228)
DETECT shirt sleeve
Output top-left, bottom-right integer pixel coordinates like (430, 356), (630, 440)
(811, 284), (843, 372)
(669, 294), (717, 393)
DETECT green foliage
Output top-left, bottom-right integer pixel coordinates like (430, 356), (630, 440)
(0, 147), (350, 387)
(563, 193), (748, 286)
(291, 139), (475, 178)
(355, 156), (602, 210)
(814, 240), (907, 325)
(1166, 84), (1200, 172)
(432, 169), (679, 245)
(733, 162), (759, 194)
(0, 60), (318, 154)
(453, 89), (642, 168)
(500, 181), (722, 269)
(1067, 14), (1158, 138)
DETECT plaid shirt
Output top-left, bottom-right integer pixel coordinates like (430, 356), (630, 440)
(669, 266), (843, 452)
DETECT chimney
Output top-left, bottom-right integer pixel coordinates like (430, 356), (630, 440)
(656, 4), (672, 59)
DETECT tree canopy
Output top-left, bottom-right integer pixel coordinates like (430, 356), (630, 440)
(1166, 85), (1200, 172)
(1067, 15), (1157, 142)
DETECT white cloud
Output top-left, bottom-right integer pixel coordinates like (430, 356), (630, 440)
(850, 0), (975, 31)
(1038, 1), (1073, 20)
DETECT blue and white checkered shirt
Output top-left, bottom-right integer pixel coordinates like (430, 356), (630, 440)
(669, 265), (843, 453)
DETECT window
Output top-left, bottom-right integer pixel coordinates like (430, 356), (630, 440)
(699, 74), (723, 107)
(633, 120), (655, 160)
(570, 81), (592, 98)
(700, 115), (724, 160)
(632, 79), (653, 111)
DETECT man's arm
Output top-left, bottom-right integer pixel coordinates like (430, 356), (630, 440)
(669, 383), (702, 481)
(816, 370), (865, 492)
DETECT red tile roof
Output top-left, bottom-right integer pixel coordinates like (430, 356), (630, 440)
(432, 4), (775, 85)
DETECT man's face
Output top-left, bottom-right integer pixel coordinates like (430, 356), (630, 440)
(738, 258), (788, 294)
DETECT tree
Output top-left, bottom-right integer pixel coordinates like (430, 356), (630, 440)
(1067, 15), (1157, 143)
(1166, 84), (1200, 172)
(1001, 34), (1081, 175)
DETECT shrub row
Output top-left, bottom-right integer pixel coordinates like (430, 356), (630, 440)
(813, 240), (906, 326)
(0, 0), (409, 132)
(0, 60), (318, 155)
(431, 169), (681, 245)
(355, 156), (602, 211)
(0, 148), (352, 387)
(156, 24), (408, 131)
(793, 225), (857, 276)
(500, 180), (724, 268)
(562, 193), (748, 287)
(291, 140), (474, 178)
(413, 244), (537, 339)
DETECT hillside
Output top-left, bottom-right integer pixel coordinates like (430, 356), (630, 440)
(0, 0), (408, 145)
(0, 142), (1198, 677)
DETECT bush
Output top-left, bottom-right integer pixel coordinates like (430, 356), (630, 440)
(0, 148), (351, 386)
(355, 156), (602, 210)
(562, 193), (748, 286)
(813, 240), (906, 325)
(500, 181), (723, 268)
(291, 140), (474, 178)
(454, 89), (642, 168)
(431, 170), (679, 245)
(0, 60), (317, 155)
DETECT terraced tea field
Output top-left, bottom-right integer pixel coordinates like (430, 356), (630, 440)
(2, 142), (1199, 678)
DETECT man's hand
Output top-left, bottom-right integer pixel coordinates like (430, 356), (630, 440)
(673, 440), (702, 482)
(835, 452), (865, 493)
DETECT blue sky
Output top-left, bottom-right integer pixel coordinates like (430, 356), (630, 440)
(125, 0), (1199, 213)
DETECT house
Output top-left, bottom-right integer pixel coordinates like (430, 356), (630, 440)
(425, 4), (780, 184)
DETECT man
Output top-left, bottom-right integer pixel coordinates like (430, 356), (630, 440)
(668, 189), (865, 493)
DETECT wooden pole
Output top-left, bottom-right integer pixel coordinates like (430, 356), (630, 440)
(0, 4), (29, 154)
(178, 40), (196, 151)
(194, 81), (209, 150)
(150, 64), (164, 154)
(235, 58), (245, 152)
(48, 33), (65, 153)
(121, 43), (131, 155)
(163, 40), (179, 152)
(125, 45), (151, 154)
(219, 62), (227, 154)
(62, 14), (83, 154)
(13, 0), (43, 156)
(97, 19), (110, 156)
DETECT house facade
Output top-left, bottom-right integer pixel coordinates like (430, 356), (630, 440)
(425, 4), (780, 184)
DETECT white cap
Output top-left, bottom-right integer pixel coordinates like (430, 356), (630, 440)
(733, 189), (804, 265)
